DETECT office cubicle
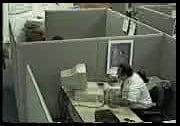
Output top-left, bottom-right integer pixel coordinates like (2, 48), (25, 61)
(159, 34), (176, 82)
(45, 9), (161, 40)
(15, 33), (176, 122)
(136, 5), (176, 36)
(11, 9), (176, 122)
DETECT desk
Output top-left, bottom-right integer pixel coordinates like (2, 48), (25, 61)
(71, 100), (143, 122)
(61, 82), (143, 123)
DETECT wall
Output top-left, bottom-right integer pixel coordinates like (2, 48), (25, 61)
(112, 3), (129, 14)
(146, 5), (176, 16)
(16, 39), (98, 119)
(26, 65), (53, 122)
(105, 10), (161, 37)
(105, 10), (127, 36)
(3, 3), (9, 43)
(136, 6), (176, 36)
(45, 9), (160, 40)
(45, 9), (107, 40)
(3, 67), (13, 89)
(159, 34), (176, 81)
(96, 34), (163, 81)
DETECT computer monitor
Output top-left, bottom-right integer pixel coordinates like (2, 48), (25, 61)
(106, 40), (134, 75)
(60, 64), (87, 91)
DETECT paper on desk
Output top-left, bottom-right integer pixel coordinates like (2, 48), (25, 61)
(122, 17), (130, 32)
(128, 21), (136, 36)
(75, 64), (86, 73)
(61, 63), (86, 77)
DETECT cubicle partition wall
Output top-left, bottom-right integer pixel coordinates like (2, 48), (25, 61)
(15, 39), (98, 120)
(96, 34), (163, 81)
(136, 5), (176, 36)
(25, 65), (53, 122)
(159, 34), (176, 120)
(159, 34), (176, 82)
(45, 9), (107, 40)
(146, 5), (176, 16)
(111, 3), (170, 15)
(45, 9), (161, 40)
(105, 10), (161, 36)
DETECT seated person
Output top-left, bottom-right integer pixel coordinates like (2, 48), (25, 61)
(115, 63), (153, 118)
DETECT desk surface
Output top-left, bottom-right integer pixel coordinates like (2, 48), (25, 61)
(64, 82), (143, 123)
(71, 100), (143, 122)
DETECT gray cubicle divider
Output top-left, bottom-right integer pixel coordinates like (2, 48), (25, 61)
(136, 5), (176, 36)
(16, 39), (98, 119)
(45, 9), (107, 40)
(96, 34), (163, 81)
(15, 33), (165, 119)
(3, 64), (13, 89)
(146, 5), (176, 16)
(159, 34), (176, 82)
(45, 9), (161, 41)
(26, 64), (53, 122)
(105, 10), (161, 37)
(8, 26), (24, 121)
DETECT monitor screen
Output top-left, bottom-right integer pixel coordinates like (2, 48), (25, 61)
(106, 40), (134, 75)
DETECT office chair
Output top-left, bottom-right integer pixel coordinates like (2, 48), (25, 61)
(143, 81), (172, 122)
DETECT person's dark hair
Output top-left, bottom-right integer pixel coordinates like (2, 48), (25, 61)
(117, 63), (133, 77)
(52, 36), (64, 40)
(137, 71), (149, 83)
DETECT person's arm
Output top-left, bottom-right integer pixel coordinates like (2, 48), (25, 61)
(109, 98), (129, 107)
(118, 98), (130, 106)
(118, 98), (145, 107)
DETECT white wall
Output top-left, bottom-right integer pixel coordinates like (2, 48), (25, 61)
(3, 3), (9, 43)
